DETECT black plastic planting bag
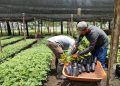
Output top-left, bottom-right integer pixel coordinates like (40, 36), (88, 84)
(115, 64), (120, 77)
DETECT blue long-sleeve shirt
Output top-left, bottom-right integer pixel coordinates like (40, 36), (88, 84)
(76, 25), (109, 56)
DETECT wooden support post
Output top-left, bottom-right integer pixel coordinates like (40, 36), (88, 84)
(109, 20), (111, 30)
(34, 18), (37, 38)
(6, 21), (12, 35)
(68, 20), (71, 35)
(93, 20), (96, 26)
(53, 21), (54, 34)
(56, 22), (58, 34)
(67, 21), (69, 34)
(100, 19), (103, 29)
(0, 41), (1, 52)
(106, 0), (120, 86)
(71, 14), (74, 37)
(0, 23), (2, 52)
(20, 23), (23, 35)
(0, 23), (3, 36)
(22, 13), (26, 40)
(77, 8), (81, 16)
(11, 22), (14, 36)
(0, 29), (2, 52)
(46, 21), (49, 34)
(4, 22), (7, 33)
(34, 18), (37, 37)
(38, 20), (40, 32)
(17, 22), (20, 35)
(25, 21), (29, 37)
(41, 20), (43, 35)
(61, 21), (63, 34)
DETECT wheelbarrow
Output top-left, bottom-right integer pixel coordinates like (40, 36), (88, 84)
(62, 61), (106, 86)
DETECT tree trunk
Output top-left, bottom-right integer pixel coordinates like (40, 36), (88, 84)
(17, 22), (20, 35)
(41, 20), (43, 35)
(0, 37), (2, 52)
(11, 22), (14, 36)
(38, 21), (40, 32)
(0, 23), (3, 36)
(68, 21), (71, 35)
(61, 21), (63, 34)
(109, 20), (111, 30)
(6, 21), (12, 35)
(0, 27), (2, 52)
(22, 13), (26, 40)
(71, 14), (74, 37)
(67, 22), (69, 34)
(106, 0), (120, 86)
(56, 22), (58, 34)
(100, 20), (103, 29)
(25, 21), (29, 37)
(53, 21), (54, 34)
(93, 21), (96, 26)
(34, 19), (37, 35)
(4, 23), (7, 33)
(20, 23), (22, 35)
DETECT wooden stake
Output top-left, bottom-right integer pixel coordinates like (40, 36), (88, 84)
(17, 22), (20, 35)
(34, 18), (37, 38)
(53, 21), (54, 34)
(77, 8), (81, 16)
(106, 0), (120, 86)
(22, 13), (26, 40)
(71, 14), (74, 37)
(0, 23), (3, 36)
(0, 35), (2, 52)
(41, 20), (43, 35)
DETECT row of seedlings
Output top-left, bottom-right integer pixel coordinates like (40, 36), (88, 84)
(0, 43), (52, 86)
(0, 39), (37, 63)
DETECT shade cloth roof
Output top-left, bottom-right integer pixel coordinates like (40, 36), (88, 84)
(0, 0), (114, 21)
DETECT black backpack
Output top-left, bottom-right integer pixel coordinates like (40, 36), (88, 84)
(115, 64), (120, 78)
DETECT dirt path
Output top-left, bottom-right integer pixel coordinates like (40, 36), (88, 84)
(44, 58), (65, 86)
(44, 58), (120, 86)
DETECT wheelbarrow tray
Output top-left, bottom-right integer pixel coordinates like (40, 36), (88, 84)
(62, 61), (106, 82)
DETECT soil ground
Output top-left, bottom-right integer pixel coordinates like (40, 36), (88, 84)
(44, 58), (120, 86)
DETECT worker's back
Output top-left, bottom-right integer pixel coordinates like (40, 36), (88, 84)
(86, 26), (109, 48)
(47, 35), (75, 50)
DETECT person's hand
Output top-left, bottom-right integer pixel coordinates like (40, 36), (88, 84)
(72, 54), (78, 58)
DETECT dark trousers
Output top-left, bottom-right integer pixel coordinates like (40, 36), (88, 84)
(47, 41), (64, 75)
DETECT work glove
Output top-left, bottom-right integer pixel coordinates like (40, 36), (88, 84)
(72, 54), (78, 59)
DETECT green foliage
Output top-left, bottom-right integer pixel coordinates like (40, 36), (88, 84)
(0, 44), (52, 86)
(1, 36), (23, 46)
(0, 39), (36, 62)
(117, 49), (120, 63)
(0, 36), (11, 40)
(60, 53), (75, 63)
(60, 37), (91, 63)
(78, 37), (89, 50)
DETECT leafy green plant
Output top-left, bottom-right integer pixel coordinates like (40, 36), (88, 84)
(1, 36), (23, 47)
(0, 38), (52, 86)
(0, 39), (36, 62)
(0, 36), (12, 40)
